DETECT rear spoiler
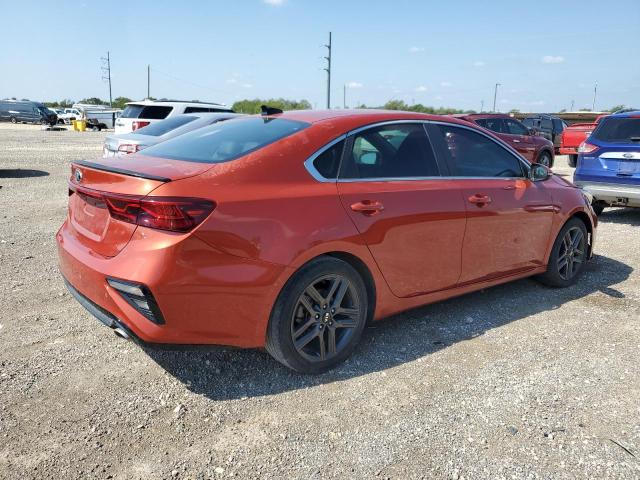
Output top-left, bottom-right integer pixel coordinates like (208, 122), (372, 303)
(73, 160), (171, 183)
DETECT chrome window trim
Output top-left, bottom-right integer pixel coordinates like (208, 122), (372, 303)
(303, 134), (347, 183)
(302, 119), (531, 183)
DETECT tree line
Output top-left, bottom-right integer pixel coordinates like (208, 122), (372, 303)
(30, 96), (632, 114)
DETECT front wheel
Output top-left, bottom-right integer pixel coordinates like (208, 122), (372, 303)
(536, 218), (588, 288)
(10, 116), (17, 124)
(568, 155), (577, 168)
(266, 257), (368, 373)
(536, 151), (552, 167)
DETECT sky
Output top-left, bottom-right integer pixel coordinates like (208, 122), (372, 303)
(0, 0), (638, 113)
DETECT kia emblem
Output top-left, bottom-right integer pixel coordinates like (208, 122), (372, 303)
(74, 168), (83, 183)
(622, 153), (633, 159)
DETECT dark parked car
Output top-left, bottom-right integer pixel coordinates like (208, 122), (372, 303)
(0, 100), (57, 125)
(522, 114), (567, 152)
(456, 114), (555, 166)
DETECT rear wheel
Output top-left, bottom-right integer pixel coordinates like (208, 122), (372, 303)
(266, 257), (368, 373)
(592, 201), (606, 216)
(536, 218), (588, 287)
(568, 155), (577, 168)
(536, 151), (552, 167)
(10, 116), (17, 124)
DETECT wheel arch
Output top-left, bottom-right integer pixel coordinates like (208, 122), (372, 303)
(538, 147), (555, 167)
(569, 210), (594, 256)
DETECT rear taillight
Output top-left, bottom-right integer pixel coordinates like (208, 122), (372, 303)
(117, 144), (143, 154)
(578, 142), (599, 154)
(132, 121), (150, 131)
(71, 184), (215, 232)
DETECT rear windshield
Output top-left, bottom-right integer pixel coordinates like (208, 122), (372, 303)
(121, 105), (173, 119)
(139, 117), (309, 163)
(134, 115), (197, 137)
(592, 117), (640, 143)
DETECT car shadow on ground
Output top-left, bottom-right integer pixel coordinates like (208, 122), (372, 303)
(0, 169), (49, 178)
(145, 254), (632, 402)
(598, 207), (640, 226)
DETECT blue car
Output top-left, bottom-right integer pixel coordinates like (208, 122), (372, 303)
(574, 111), (640, 215)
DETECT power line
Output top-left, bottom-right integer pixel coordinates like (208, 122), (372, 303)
(101, 52), (112, 107)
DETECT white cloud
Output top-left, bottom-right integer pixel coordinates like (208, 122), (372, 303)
(435, 95), (443, 101)
(473, 61), (485, 67)
(226, 78), (238, 84)
(415, 85), (428, 92)
(542, 55), (564, 64)
(440, 81), (452, 87)
(346, 81), (363, 88)
(242, 83), (253, 89)
(409, 46), (425, 53)
(263, 0), (285, 5)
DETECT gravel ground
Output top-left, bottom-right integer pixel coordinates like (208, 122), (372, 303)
(0, 123), (639, 479)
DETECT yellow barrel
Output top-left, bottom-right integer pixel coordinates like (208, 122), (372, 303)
(72, 120), (78, 131)
(76, 120), (87, 132)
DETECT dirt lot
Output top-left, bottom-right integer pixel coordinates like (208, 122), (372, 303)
(0, 123), (639, 479)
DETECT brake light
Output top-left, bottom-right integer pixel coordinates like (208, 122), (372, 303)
(71, 184), (215, 232)
(132, 121), (150, 131)
(578, 142), (599, 154)
(117, 144), (143, 154)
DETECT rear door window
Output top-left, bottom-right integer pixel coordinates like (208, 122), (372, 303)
(431, 124), (525, 177)
(133, 116), (197, 136)
(139, 117), (309, 163)
(476, 118), (506, 134)
(592, 117), (640, 143)
(313, 140), (345, 179)
(340, 123), (439, 179)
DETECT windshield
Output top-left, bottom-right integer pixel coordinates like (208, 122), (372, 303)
(592, 117), (640, 143)
(133, 115), (198, 137)
(140, 117), (309, 163)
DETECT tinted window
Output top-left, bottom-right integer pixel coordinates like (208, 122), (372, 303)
(541, 119), (552, 130)
(313, 140), (344, 179)
(133, 115), (197, 137)
(505, 119), (528, 135)
(140, 106), (173, 119)
(183, 107), (231, 113)
(340, 123), (439, 179)
(475, 118), (506, 134)
(121, 105), (144, 118)
(140, 117), (309, 163)
(433, 124), (524, 177)
(552, 119), (564, 131)
(522, 118), (534, 127)
(592, 117), (640, 143)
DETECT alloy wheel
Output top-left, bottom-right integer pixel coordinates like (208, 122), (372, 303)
(291, 274), (361, 362)
(557, 226), (585, 280)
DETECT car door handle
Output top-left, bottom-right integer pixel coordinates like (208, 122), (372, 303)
(468, 194), (492, 207)
(512, 139), (521, 143)
(350, 200), (384, 216)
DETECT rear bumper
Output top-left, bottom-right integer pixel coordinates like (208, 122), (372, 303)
(574, 181), (640, 207)
(57, 219), (288, 347)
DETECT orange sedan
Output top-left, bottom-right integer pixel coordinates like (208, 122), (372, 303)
(58, 109), (597, 373)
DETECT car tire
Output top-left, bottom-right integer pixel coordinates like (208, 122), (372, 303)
(10, 117), (17, 124)
(536, 218), (589, 288)
(592, 201), (606, 216)
(266, 257), (368, 374)
(536, 151), (552, 167)
(568, 155), (577, 168)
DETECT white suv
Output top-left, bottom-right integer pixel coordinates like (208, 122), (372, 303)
(114, 100), (233, 134)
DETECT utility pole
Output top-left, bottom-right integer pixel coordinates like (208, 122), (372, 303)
(480, 100), (484, 113)
(147, 65), (150, 99)
(592, 81), (598, 111)
(492, 83), (501, 112)
(343, 84), (346, 109)
(101, 52), (112, 107)
(324, 32), (332, 109)
(570, 99), (575, 111)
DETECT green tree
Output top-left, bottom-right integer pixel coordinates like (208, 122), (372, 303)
(608, 104), (626, 113)
(231, 98), (312, 114)
(78, 97), (108, 105)
(112, 97), (133, 109)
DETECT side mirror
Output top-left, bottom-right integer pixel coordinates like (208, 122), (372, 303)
(529, 163), (551, 182)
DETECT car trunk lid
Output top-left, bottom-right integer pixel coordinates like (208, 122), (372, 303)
(67, 157), (212, 257)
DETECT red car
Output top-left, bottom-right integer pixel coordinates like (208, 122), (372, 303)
(456, 114), (555, 167)
(57, 109), (596, 373)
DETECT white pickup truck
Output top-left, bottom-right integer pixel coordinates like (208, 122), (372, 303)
(57, 108), (82, 124)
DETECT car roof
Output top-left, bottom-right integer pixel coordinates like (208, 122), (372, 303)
(608, 110), (640, 118)
(126, 99), (228, 108)
(454, 113), (513, 121)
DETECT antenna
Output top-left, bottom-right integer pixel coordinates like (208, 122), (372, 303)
(324, 32), (332, 109)
(101, 52), (112, 107)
